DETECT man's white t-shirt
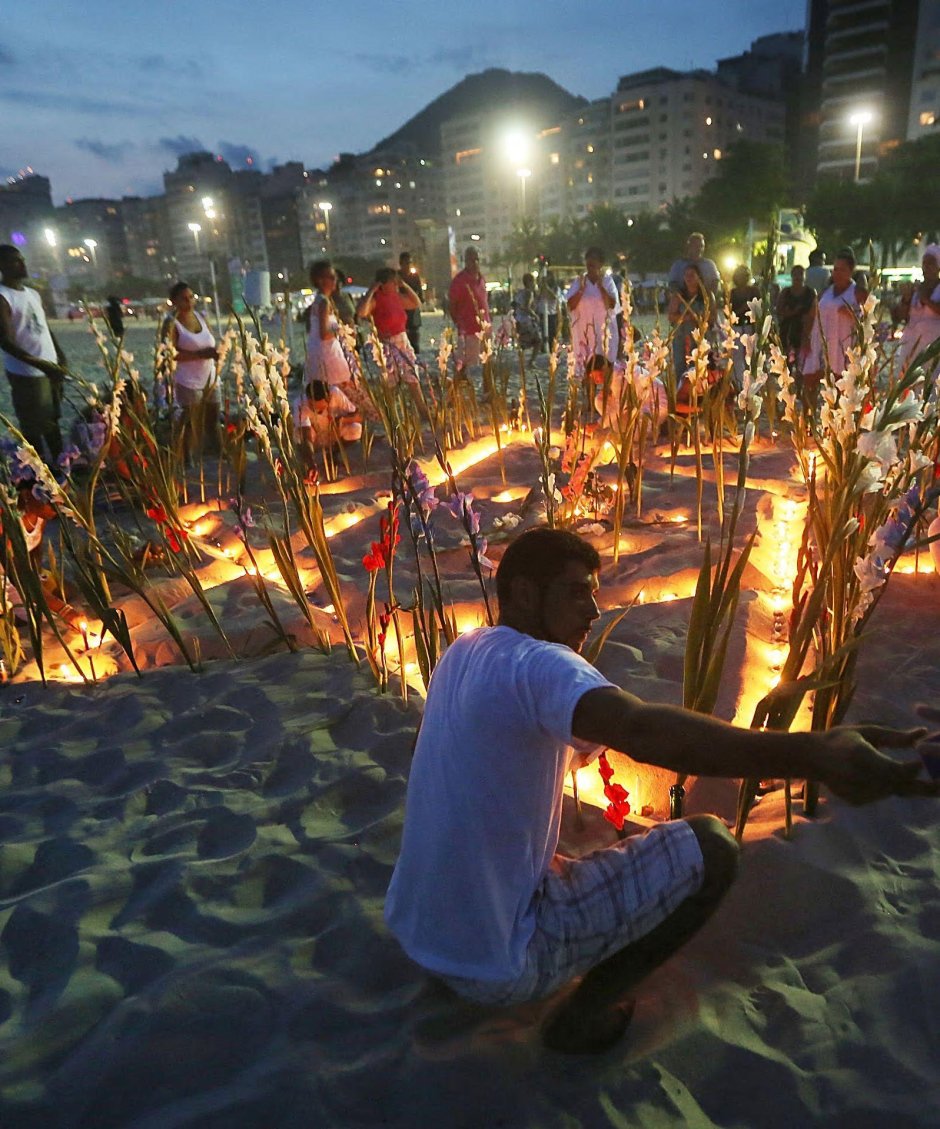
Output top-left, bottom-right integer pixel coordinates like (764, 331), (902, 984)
(385, 626), (613, 982)
(0, 284), (56, 377)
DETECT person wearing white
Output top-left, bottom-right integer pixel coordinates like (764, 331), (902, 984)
(306, 261), (355, 389)
(385, 529), (934, 1053)
(895, 245), (940, 380)
(803, 251), (868, 379)
(0, 244), (67, 463)
(565, 247), (620, 368)
(163, 281), (220, 457)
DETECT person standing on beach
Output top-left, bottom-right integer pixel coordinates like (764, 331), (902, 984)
(802, 249), (868, 404)
(357, 268), (425, 405)
(448, 247), (490, 380)
(399, 252), (424, 354)
(776, 265), (816, 369)
(162, 281), (220, 457)
(804, 249), (830, 298)
(565, 246), (620, 372)
(105, 295), (125, 340)
(668, 232), (721, 300)
(385, 528), (937, 1054)
(0, 244), (68, 467)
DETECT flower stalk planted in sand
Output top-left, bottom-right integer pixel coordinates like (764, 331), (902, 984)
(735, 313), (940, 837)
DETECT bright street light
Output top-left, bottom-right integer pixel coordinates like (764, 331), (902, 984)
(503, 128), (531, 166)
(44, 228), (57, 247)
(318, 201), (333, 243)
(187, 221), (202, 255)
(83, 238), (98, 266)
(848, 109), (874, 182)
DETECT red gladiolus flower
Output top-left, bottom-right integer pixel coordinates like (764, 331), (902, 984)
(166, 529), (182, 553)
(363, 543), (387, 572)
(146, 504), (168, 524)
(597, 751), (631, 830)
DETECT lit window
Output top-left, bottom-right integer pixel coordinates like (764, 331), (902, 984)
(550, 152), (560, 164)
(713, 148), (722, 159)
(587, 144), (594, 153)
(921, 111), (936, 126)
(705, 116), (712, 126)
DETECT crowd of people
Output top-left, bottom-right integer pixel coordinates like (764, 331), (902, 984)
(3, 230), (940, 479)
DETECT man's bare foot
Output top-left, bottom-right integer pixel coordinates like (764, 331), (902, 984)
(541, 997), (636, 1054)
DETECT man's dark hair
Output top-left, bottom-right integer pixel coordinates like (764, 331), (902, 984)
(399, 251), (411, 263)
(585, 245), (605, 263)
(496, 528), (601, 606)
(168, 280), (192, 301)
(0, 244), (18, 259)
(808, 249), (823, 265)
(309, 259), (333, 284)
(375, 267), (397, 285)
(835, 247), (856, 268)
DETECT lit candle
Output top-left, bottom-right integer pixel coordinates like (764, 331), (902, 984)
(79, 620), (89, 650)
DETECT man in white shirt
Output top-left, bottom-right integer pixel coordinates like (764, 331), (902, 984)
(0, 244), (68, 465)
(668, 232), (721, 299)
(385, 528), (936, 1053)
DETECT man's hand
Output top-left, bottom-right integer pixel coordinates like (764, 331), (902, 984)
(815, 725), (934, 805)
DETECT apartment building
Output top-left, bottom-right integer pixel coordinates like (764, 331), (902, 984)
(907, 0), (940, 139)
(813, 0), (920, 180)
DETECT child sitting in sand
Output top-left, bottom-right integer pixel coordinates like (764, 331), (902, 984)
(293, 378), (362, 468)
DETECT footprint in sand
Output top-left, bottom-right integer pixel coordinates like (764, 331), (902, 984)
(131, 807), (256, 863)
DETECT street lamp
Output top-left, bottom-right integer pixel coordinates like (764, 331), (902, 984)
(44, 228), (57, 248)
(516, 167), (532, 216)
(318, 201), (332, 245)
(848, 109), (874, 182)
(187, 221), (202, 255)
(83, 237), (98, 267)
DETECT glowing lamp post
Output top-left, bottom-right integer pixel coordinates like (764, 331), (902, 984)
(187, 221), (202, 256)
(848, 109), (874, 183)
(83, 238), (98, 267)
(318, 201), (332, 247)
(516, 167), (532, 217)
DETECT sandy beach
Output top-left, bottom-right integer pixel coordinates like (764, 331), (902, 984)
(2, 324), (940, 1127)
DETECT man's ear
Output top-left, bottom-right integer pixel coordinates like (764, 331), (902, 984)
(507, 574), (539, 616)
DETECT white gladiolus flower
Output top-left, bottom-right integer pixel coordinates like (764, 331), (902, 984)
(857, 429), (898, 472)
(746, 296), (762, 325)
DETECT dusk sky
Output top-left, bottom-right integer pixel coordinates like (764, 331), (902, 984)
(3, 0), (805, 204)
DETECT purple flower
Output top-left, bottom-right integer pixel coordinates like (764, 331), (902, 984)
(57, 444), (83, 476)
(408, 460), (438, 511)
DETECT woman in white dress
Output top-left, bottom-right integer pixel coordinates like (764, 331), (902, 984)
(565, 246), (620, 371)
(895, 245), (940, 381)
(305, 260), (355, 390)
(802, 249), (868, 404)
(164, 281), (219, 455)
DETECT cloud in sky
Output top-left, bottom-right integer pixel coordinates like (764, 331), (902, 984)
(74, 138), (135, 163)
(157, 135), (206, 158)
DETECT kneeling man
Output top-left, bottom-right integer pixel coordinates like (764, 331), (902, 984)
(385, 529), (933, 1053)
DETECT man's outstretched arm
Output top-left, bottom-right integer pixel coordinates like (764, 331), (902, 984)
(572, 686), (935, 806)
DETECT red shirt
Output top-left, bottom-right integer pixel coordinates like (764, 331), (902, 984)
(448, 268), (489, 335)
(372, 287), (408, 338)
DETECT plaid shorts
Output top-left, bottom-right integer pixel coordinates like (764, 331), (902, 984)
(441, 820), (704, 1005)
